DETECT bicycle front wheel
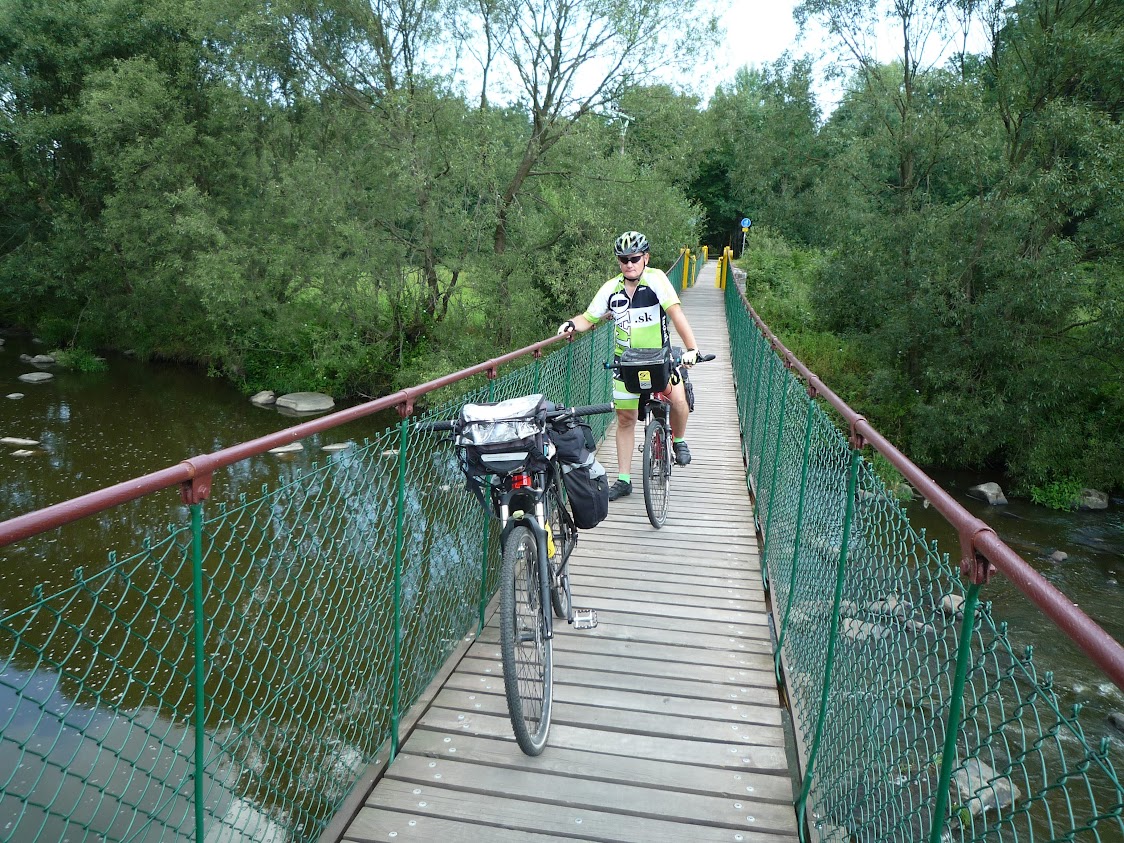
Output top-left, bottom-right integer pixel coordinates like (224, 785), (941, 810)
(642, 420), (671, 528)
(499, 524), (553, 755)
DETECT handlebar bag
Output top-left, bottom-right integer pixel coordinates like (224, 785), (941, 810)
(456, 393), (548, 475)
(617, 346), (672, 394)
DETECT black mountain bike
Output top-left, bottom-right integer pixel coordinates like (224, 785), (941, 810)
(610, 348), (714, 528)
(426, 397), (612, 755)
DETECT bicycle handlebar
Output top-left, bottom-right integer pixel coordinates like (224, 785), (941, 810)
(604, 351), (716, 371)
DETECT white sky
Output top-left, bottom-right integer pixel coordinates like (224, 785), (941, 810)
(706, 1), (992, 116)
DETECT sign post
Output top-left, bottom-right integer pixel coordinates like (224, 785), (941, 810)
(740, 217), (752, 254)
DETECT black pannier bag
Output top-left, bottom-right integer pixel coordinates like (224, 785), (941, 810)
(562, 460), (608, 529)
(548, 411), (608, 529)
(456, 393), (549, 477)
(617, 346), (673, 394)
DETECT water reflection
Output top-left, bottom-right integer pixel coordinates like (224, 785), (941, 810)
(2, 336), (428, 841)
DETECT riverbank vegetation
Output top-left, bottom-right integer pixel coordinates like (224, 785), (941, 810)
(2, 0), (1120, 493)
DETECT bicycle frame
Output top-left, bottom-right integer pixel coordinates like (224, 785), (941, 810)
(496, 467), (559, 641)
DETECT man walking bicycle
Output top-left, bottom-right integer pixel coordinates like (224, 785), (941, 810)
(557, 231), (701, 501)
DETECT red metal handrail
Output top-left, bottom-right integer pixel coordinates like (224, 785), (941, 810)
(0, 334), (569, 547)
(736, 287), (1124, 692)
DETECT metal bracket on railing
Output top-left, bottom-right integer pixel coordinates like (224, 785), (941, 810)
(533, 349), (543, 359)
(395, 389), (417, 418)
(179, 471), (212, 505)
(848, 416), (867, 451)
(486, 366), (498, 380)
(960, 529), (995, 584)
(806, 384), (819, 399)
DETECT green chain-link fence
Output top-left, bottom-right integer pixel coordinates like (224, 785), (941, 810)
(725, 279), (1124, 842)
(0, 326), (613, 843)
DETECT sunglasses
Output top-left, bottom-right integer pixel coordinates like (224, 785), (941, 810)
(618, 254), (644, 264)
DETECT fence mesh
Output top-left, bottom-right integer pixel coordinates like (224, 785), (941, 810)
(725, 279), (1124, 843)
(0, 326), (613, 843)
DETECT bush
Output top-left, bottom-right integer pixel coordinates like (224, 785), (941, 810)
(49, 347), (109, 373)
(1029, 479), (1083, 511)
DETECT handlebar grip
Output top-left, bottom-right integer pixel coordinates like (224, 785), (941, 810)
(566, 402), (615, 417)
(415, 420), (455, 432)
(699, 353), (716, 362)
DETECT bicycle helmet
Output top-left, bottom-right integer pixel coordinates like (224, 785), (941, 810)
(613, 230), (650, 256)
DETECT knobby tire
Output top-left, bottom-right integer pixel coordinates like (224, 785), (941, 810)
(499, 524), (553, 755)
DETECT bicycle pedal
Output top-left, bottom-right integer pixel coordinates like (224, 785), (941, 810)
(570, 608), (598, 630)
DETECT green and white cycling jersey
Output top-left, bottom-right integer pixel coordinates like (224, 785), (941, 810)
(582, 267), (680, 355)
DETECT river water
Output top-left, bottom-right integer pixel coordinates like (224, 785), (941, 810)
(2, 335), (1122, 838)
(1, 336), (404, 842)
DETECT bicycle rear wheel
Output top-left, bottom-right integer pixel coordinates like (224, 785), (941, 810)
(499, 524), (553, 755)
(548, 478), (572, 619)
(642, 419), (671, 528)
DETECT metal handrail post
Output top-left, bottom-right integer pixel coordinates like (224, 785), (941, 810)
(189, 503), (207, 842)
(796, 447), (860, 841)
(775, 402), (817, 683)
(390, 419), (410, 759)
(478, 379), (497, 634)
(929, 583), (982, 842)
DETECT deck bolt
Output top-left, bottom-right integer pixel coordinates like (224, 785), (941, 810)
(746, 816), (755, 822)
(434, 774), (442, 779)
(575, 818), (583, 824)
(418, 802), (427, 807)
(412, 789), (421, 795)
(428, 762), (436, 767)
(734, 803), (742, 809)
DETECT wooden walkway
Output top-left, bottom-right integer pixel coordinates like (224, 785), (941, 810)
(328, 263), (799, 842)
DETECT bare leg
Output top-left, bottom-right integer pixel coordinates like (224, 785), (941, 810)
(614, 408), (638, 476)
(670, 380), (689, 439)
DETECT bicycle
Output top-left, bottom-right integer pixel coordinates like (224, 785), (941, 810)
(609, 347), (715, 528)
(424, 395), (613, 755)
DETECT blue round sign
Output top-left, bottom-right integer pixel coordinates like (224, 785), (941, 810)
(740, 217), (752, 228)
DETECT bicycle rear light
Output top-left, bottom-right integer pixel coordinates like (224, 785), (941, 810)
(512, 473), (533, 489)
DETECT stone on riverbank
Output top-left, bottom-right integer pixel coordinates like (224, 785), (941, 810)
(952, 759), (1020, 819)
(268, 442), (303, 454)
(1078, 489), (1108, 511)
(967, 482), (1007, 505)
(6, 393), (23, 400)
(1, 437), (40, 447)
(1107, 712), (1124, 737)
(321, 442), (353, 452)
(11, 449), (43, 457)
(1049, 550), (1068, 563)
(250, 390), (276, 406)
(275, 392), (334, 413)
(18, 372), (53, 384)
(941, 594), (965, 618)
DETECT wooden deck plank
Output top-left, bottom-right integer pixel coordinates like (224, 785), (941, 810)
(417, 709), (791, 773)
(362, 780), (795, 842)
(401, 730), (795, 802)
(331, 265), (800, 843)
(379, 754), (798, 833)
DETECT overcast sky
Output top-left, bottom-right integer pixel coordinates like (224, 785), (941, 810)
(706, 1), (841, 112)
(708, 1), (990, 116)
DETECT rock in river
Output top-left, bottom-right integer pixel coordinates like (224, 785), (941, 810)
(275, 392), (334, 413)
(18, 372), (53, 384)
